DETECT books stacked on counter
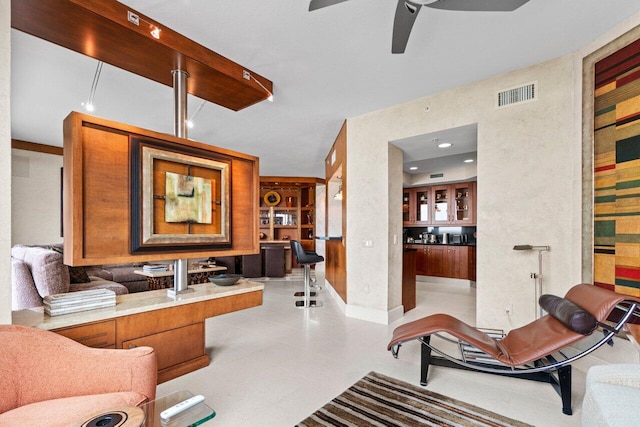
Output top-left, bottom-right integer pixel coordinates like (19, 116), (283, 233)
(142, 264), (169, 273)
(44, 289), (116, 316)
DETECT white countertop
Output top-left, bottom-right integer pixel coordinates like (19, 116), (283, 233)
(12, 279), (264, 331)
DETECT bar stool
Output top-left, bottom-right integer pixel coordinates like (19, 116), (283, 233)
(290, 240), (324, 308)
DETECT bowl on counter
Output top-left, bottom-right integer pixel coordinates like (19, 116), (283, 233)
(208, 274), (242, 286)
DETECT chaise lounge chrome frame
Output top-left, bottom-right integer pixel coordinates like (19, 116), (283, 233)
(387, 284), (640, 415)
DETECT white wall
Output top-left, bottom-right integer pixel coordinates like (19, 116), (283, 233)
(11, 149), (63, 245)
(0, 3), (10, 324)
(346, 55), (574, 329)
(344, 12), (640, 331)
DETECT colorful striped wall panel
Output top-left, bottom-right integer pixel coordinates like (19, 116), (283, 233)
(594, 37), (640, 297)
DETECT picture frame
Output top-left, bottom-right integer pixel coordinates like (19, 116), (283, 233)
(130, 136), (231, 253)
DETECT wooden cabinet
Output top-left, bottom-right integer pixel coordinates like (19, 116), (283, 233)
(51, 288), (263, 384)
(425, 245), (446, 276)
(259, 177), (323, 258)
(425, 245), (475, 280)
(405, 244), (427, 275)
(402, 250), (417, 312)
(403, 187), (430, 225)
(121, 323), (205, 373)
(404, 181), (475, 226)
(432, 182), (475, 225)
(54, 320), (116, 349)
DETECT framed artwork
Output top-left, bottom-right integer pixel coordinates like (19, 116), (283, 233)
(130, 137), (231, 253)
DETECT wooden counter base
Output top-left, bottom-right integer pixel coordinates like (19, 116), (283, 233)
(13, 281), (264, 383)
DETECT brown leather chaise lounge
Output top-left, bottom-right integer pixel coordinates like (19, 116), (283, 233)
(387, 284), (640, 415)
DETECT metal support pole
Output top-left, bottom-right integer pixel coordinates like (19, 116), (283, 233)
(169, 69), (191, 296)
(172, 69), (189, 139)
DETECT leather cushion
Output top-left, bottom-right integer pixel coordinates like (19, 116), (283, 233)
(539, 294), (598, 335)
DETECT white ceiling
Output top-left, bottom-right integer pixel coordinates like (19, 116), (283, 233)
(10, 1), (640, 178)
(392, 123), (477, 174)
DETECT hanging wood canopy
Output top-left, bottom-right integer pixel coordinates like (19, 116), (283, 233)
(11, 0), (273, 111)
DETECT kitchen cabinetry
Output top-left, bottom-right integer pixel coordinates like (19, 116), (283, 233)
(404, 244), (475, 281)
(260, 177), (323, 253)
(425, 245), (476, 280)
(432, 182), (475, 225)
(404, 181), (475, 226)
(403, 187), (430, 225)
(402, 249), (417, 312)
(406, 244), (427, 275)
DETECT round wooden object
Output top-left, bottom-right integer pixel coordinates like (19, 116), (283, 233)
(80, 406), (145, 427)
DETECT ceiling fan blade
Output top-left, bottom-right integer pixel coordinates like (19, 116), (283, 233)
(392, 1), (422, 54)
(309, 0), (352, 11)
(424, 0), (529, 12)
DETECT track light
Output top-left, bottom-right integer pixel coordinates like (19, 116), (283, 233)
(82, 61), (103, 112)
(334, 185), (343, 200)
(245, 71), (274, 102)
(186, 100), (206, 129)
(150, 27), (161, 39)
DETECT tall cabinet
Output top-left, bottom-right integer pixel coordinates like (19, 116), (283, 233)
(259, 177), (323, 254)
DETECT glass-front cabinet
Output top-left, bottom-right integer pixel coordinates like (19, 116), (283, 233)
(432, 186), (450, 224)
(452, 183), (473, 224)
(403, 181), (476, 226)
(403, 187), (430, 225)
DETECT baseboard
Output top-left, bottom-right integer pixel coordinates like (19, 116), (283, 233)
(323, 279), (404, 325)
(323, 279), (346, 315)
(417, 275), (475, 287)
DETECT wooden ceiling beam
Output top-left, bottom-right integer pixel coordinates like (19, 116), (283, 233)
(11, 0), (273, 111)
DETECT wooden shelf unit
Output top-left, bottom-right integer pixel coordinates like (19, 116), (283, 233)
(259, 177), (323, 261)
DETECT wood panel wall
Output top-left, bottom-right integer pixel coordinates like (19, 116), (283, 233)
(63, 112), (259, 266)
(325, 121), (347, 302)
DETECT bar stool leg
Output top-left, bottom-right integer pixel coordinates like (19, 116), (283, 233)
(295, 264), (321, 308)
(293, 263), (317, 298)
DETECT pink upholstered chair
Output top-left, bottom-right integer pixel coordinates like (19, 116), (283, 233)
(0, 325), (157, 426)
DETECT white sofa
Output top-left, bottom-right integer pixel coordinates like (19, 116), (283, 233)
(582, 364), (640, 426)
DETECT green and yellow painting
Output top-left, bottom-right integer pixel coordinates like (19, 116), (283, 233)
(165, 172), (212, 224)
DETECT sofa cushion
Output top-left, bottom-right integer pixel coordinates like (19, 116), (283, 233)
(11, 258), (42, 310)
(46, 244), (91, 284)
(12, 245), (70, 296)
(0, 392), (147, 426)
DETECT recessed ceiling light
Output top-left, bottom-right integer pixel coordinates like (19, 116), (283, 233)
(437, 142), (452, 148)
(464, 159), (474, 163)
(409, 166), (418, 170)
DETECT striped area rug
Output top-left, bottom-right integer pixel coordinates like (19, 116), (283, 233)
(296, 372), (532, 427)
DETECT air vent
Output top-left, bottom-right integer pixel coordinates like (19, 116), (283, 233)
(496, 81), (537, 109)
(430, 173), (444, 179)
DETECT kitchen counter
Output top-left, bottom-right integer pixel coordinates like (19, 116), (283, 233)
(405, 242), (476, 246)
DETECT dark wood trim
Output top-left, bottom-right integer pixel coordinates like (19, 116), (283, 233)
(11, 0), (273, 111)
(11, 139), (63, 156)
(260, 176), (325, 185)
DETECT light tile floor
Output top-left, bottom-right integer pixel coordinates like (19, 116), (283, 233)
(157, 273), (583, 426)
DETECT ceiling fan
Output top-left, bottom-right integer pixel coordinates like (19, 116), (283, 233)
(309, 0), (530, 54)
